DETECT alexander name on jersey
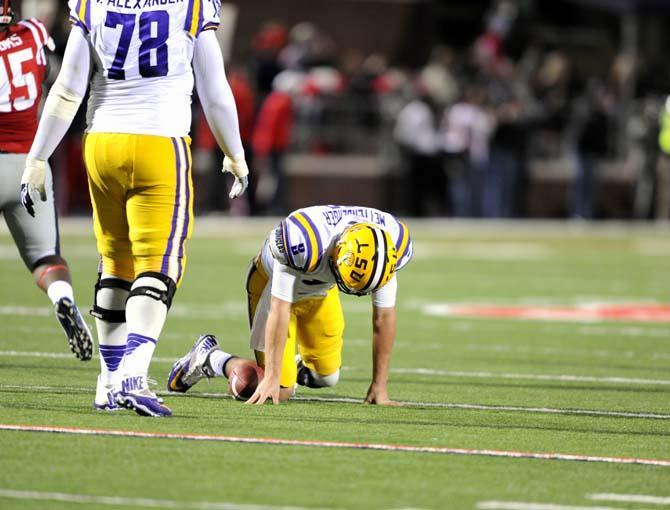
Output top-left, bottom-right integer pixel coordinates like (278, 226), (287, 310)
(104, 0), (186, 10)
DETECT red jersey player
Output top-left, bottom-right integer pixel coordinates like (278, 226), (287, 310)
(1, 0), (93, 361)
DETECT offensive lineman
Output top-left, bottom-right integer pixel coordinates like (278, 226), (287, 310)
(21, 0), (249, 416)
(1, 0), (93, 361)
(168, 205), (413, 405)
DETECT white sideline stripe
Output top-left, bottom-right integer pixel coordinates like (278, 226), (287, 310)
(0, 304), (245, 320)
(0, 306), (50, 317)
(388, 367), (670, 386)
(2, 349), (669, 387)
(477, 502), (652, 510)
(0, 350), (175, 363)
(1, 424), (669, 467)
(588, 493), (670, 505)
(291, 396), (670, 420)
(3, 383), (669, 421)
(0, 489), (326, 510)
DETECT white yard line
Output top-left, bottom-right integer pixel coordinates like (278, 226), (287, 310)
(0, 488), (327, 510)
(3, 348), (670, 387)
(0, 304), (244, 320)
(2, 383), (668, 420)
(477, 502), (652, 510)
(1, 382), (667, 421)
(0, 305), (51, 317)
(587, 494), (670, 505)
(386, 367), (670, 386)
(1, 424), (669, 467)
(0, 350), (177, 363)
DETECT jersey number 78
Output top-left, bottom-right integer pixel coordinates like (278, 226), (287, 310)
(104, 10), (168, 80)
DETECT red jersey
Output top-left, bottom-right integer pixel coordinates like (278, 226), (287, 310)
(252, 91), (293, 155)
(0, 19), (53, 153)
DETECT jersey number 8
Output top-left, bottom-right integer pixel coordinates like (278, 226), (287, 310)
(105, 10), (168, 80)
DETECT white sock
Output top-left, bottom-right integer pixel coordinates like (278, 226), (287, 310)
(47, 280), (74, 305)
(95, 274), (130, 387)
(122, 276), (168, 377)
(310, 369), (340, 388)
(209, 350), (233, 377)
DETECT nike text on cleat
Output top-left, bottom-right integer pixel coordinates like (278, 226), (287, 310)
(167, 334), (219, 393)
(55, 297), (94, 361)
(115, 374), (171, 417)
(93, 375), (121, 412)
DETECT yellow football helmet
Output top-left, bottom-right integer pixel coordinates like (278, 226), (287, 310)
(330, 223), (397, 296)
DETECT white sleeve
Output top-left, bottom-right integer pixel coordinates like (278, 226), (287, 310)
(29, 26), (90, 161)
(371, 274), (397, 308)
(193, 30), (244, 159)
(270, 260), (300, 303)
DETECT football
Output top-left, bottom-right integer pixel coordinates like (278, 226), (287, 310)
(228, 361), (264, 401)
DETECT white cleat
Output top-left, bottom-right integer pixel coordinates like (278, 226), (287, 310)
(167, 334), (219, 393)
(93, 375), (121, 412)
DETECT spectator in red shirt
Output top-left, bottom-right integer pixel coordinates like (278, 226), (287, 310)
(252, 71), (297, 214)
(194, 66), (256, 214)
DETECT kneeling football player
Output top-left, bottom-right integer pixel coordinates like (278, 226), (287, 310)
(168, 205), (413, 405)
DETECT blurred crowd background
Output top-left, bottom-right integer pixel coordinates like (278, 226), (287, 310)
(18, 0), (670, 219)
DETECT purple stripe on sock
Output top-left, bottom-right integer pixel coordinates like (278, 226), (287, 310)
(176, 138), (191, 283)
(99, 344), (125, 372)
(161, 138), (182, 275)
(127, 333), (157, 344)
(125, 333), (157, 357)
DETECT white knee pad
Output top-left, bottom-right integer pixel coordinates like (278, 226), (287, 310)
(310, 369), (340, 388)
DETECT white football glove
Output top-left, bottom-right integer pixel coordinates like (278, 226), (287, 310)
(222, 153), (249, 199)
(20, 156), (47, 218)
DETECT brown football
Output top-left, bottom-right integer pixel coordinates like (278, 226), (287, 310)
(228, 361), (264, 401)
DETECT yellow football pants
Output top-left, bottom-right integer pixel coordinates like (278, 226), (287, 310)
(246, 257), (345, 388)
(83, 133), (194, 285)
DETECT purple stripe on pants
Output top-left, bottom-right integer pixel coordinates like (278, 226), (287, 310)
(161, 138), (182, 275)
(176, 138), (191, 283)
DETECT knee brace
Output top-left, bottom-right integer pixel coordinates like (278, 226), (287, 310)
(297, 365), (340, 388)
(127, 272), (177, 309)
(90, 275), (132, 323)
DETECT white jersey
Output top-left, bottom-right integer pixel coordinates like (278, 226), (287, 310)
(260, 205), (413, 306)
(68, 0), (220, 137)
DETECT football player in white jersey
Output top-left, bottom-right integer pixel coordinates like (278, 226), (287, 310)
(20, 0), (249, 416)
(168, 205), (413, 405)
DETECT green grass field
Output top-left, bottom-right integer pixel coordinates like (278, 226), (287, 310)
(1, 218), (669, 510)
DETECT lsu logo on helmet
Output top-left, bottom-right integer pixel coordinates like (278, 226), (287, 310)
(330, 223), (397, 296)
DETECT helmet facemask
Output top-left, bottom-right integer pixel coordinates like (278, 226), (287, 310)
(0, 0), (14, 27)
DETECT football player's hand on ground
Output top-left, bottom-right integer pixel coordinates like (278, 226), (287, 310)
(363, 383), (403, 406)
(20, 156), (47, 217)
(246, 375), (280, 405)
(222, 153), (249, 199)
